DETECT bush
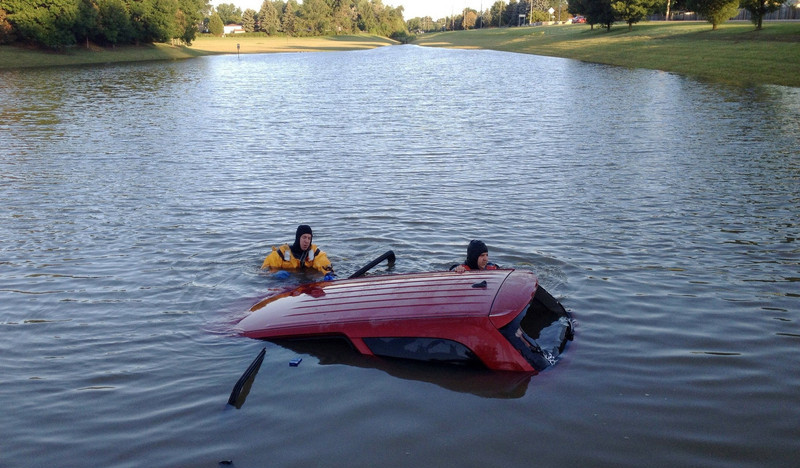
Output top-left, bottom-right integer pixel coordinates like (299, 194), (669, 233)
(530, 10), (551, 22)
(688, 0), (740, 29)
(390, 31), (416, 43)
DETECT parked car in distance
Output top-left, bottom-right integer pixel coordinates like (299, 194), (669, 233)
(572, 15), (586, 23)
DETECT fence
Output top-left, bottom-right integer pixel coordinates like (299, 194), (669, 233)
(649, 4), (800, 21)
(731, 4), (800, 20)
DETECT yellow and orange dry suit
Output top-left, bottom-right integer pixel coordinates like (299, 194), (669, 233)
(261, 243), (333, 274)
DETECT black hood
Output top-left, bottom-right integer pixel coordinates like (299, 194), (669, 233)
(290, 225), (313, 258)
(465, 240), (488, 270)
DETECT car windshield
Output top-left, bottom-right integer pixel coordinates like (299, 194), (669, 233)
(499, 293), (572, 370)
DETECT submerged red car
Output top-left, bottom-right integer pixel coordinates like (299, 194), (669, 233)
(236, 269), (574, 373)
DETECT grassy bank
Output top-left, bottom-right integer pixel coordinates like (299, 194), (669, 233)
(0, 34), (396, 70)
(2, 24), (798, 87)
(413, 21), (800, 87)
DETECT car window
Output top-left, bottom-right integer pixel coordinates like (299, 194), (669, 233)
(363, 337), (482, 367)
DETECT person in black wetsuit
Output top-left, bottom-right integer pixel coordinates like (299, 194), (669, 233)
(451, 240), (499, 273)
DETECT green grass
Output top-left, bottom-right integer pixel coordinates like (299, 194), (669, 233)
(0, 35), (396, 70)
(413, 22), (800, 87)
(2, 25), (797, 87)
(0, 42), (202, 69)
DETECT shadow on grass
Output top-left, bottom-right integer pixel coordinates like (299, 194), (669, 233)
(1, 42), (205, 69)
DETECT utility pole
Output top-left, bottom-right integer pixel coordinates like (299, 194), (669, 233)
(529, 0), (533, 25)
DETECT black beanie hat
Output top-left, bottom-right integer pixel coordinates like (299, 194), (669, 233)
(291, 225), (313, 257)
(296, 224), (312, 241)
(465, 240), (488, 270)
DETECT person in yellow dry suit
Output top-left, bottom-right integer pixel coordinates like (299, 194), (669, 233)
(262, 225), (334, 279)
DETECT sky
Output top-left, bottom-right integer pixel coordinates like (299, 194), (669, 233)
(217, 1), (488, 21)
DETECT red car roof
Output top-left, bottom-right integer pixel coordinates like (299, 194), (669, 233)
(237, 269), (542, 371)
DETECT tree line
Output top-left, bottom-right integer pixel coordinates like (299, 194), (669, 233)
(407, 0), (573, 32)
(405, 0), (786, 32)
(1, 0), (785, 50)
(0, 0), (408, 49)
(0, 0), (207, 48)
(206, 0), (405, 38)
(566, 0), (785, 31)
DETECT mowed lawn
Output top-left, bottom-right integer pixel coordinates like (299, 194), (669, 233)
(187, 34), (397, 54)
(1, 23), (798, 87)
(0, 34), (396, 69)
(413, 21), (800, 87)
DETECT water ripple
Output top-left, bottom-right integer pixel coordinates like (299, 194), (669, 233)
(1, 46), (799, 468)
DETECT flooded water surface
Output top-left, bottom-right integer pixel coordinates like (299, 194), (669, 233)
(1, 45), (798, 467)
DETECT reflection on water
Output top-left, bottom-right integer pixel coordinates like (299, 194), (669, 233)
(1, 45), (799, 467)
(274, 338), (533, 399)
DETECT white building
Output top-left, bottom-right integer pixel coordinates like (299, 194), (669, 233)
(223, 24), (245, 35)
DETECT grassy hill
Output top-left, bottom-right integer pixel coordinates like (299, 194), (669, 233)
(2, 23), (798, 88)
(412, 21), (800, 87)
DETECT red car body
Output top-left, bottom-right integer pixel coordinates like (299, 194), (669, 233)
(237, 269), (573, 373)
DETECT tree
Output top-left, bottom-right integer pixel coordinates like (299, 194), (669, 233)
(355, 0), (376, 32)
(687, 0), (739, 29)
(585, 0), (617, 30)
(382, 4), (407, 37)
(300, 0), (331, 35)
(463, 8), (477, 28)
(215, 2), (241, 24)
(507, 0), (526, 25)
(490, 0), (505, 26)
(241, 8), (256, 31)
(144, 0), (180, 42)
(128, 0), (171, 43)
(282, 0), (297, 35)
(14, 0), (79, 49)
(258, 0), (280, 34)
(740, 0), (783, 30)
(476, 9), (490, 27)
(208, 11), (223, 35)
(0, 0), (414, 48)
(330, 0), (354, 34)
(0, 8), (13, 44)
(74, 0), (100, 47)
(3, 0), (80, 48)
(550, 0), (568, 21)
(97, 0), (133, 45)
(568, 0), (590, 17)
(611, 0), (654, 30)
(531, 0), (550, 11)
(505, 0), (519, 25)
(175, 0), (205, 44)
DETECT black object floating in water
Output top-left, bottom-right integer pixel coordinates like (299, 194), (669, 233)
(227, 347), (266, 409)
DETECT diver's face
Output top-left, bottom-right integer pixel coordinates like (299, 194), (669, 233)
(299, 233), (312, 251)
(477, 252), (489, 269)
